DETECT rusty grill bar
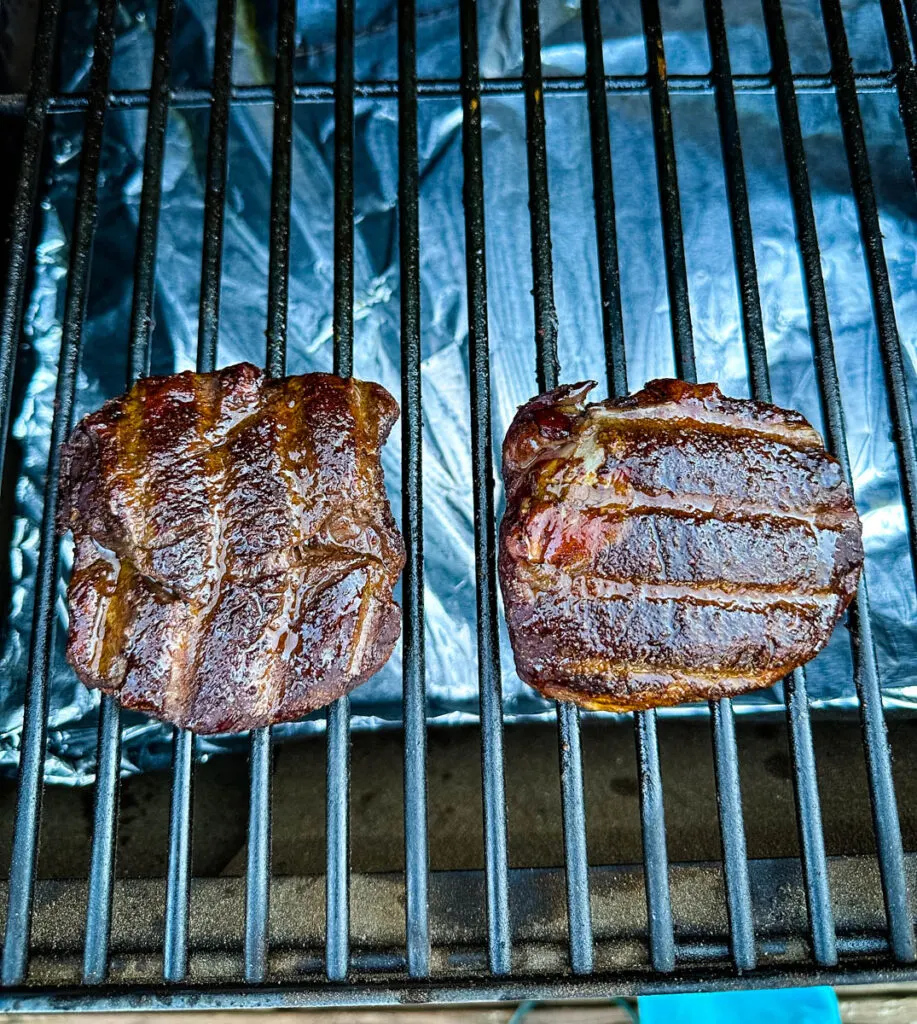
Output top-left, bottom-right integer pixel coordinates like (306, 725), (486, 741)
(1, 0), (917, 1007)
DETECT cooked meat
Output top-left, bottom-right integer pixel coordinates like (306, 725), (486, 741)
(58, 362), (405, 734)
(498, 378), (863, 711)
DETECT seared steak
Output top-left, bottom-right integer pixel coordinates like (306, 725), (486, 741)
(59, 362), (405, 734)
(498, 379), (863, 710)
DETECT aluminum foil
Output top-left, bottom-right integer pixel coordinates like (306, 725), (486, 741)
(2, 0), (916, 782)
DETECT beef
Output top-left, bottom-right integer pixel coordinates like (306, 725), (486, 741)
(498, 378), (863, 711)
(58, 362), (405, 734)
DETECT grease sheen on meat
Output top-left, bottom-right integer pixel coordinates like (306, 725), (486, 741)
(498, 379), (864, 711)
(59, 362), (405, 734)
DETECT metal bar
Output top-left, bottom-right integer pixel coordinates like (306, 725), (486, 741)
(641, 0), (756, 971)
(703, 0), (768, 395)
(820, 0), (917, 590)
(82, 696), (122, 984)
(165, 0), (237, 981)
(556, 705), (592, 975)
(8, 961), (917, 1012)
(704, 0), (836, 967)
(85, 0), (181, 986)
(242, 0), (296, 984)
(848, 592), (917, 962)
(163, 729), (194, 981)
(784, 670), (837, 964)
(1, 0), (117, 987)
(904, 0), (917, 75)
(710, 699), (757, 971)
(325, 0), (356, 984)
(580, 0), (627, 397)
(196, 0), (237, 372)
(580, 0), (675, 974)
(0, 71), (901, 116)
(7, 962), (917, 1012)
(128, 0), (177, 380)
(641, 0), (694, 378)
(876, 0), (917, 190)
(397, 0), (430, 979)
(192, 0), (267, 986)
(521, 0), (559, 390)
(634, 711), (676, 971)
(244, 727), (272, 983)
(333, 0), (355, 375)
(0, 0), (61, 482)
(459, 0), (512, 976)
(325, 697), (351, 980)
(520, 0), (593, 975)
(761, 0), (917, 963)
(265, 0), (295, 369)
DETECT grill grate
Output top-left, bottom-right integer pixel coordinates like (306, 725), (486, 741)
(460, 0), (512, 976)
(1, 0), (917, 1007)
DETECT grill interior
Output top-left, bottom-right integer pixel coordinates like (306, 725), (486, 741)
(1, 0), (917, 1008)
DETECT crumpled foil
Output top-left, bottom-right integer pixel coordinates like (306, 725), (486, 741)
(1, 0), (916, 783)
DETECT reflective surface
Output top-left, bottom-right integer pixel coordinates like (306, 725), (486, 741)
(1, 0), (916, 781)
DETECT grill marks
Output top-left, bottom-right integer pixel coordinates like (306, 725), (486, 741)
(534, 425), (847, 514)
(59, 362), (405, 734)
(499, 379), (863, 711)
(516, 504), (858, 597)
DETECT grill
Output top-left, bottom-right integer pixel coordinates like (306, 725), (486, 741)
(1, 0), (917, 1009)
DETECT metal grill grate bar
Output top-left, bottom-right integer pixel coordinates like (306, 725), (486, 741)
(641, 0), (694, 379)
(0, 72), (907, 118)
(84, 0), (180, 984)
(556, 708), (592, 974)
(1, 0), (118, 986)
(641, 0), (757, 971)
(521, 0), (594, 976)
(333, 0), (355, 375)
(459, 0), (512, 977)
(128, 0), (178, 383)
(0, 0), (61, 481)
(83, 696), (122, 984)
(710, 700), (756, 970)
(397, 0), (431, 979)
(761, 0), (916, 963)
(521, 0), (559, 390)
(820, 0), (917, 583)
(164, 729), (194, 980)
(634, 711), (676, 970)
(900, 0), (917, 59)
(907, 0), (917, 65)
(325, 699), (350, 980)
(161, 0), (238, 985)
(785, 670), (837, 964)
(245, 728), (273, 982)
(196, 0), (236, 374)
(847, 580), (914, 960)
(580, 0), (676, 974)
(580, 0), (627, 393)
(703, 0), (766, 391)
(876, 0), (917, 187)
(703, 0), (837, 966)
(266, 0), (296, 371)
(326, 0), (357, 983)
(244, 0), (296, 983)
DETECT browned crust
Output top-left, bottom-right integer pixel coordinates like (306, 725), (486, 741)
(498, 378), (864, 712)
(59, 362), (405, 734)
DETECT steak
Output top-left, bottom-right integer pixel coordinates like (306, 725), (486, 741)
(58, 362), (405, 734)
(498, 378), (863, 711)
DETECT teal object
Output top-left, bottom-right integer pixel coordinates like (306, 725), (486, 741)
(638, 986), (841, 1023)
